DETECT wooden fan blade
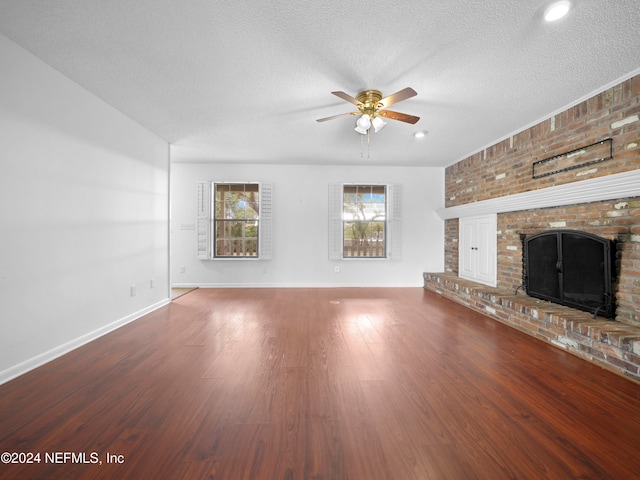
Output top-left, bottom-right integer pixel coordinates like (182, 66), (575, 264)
(378, 87), (417, 108)
(331, 91), (362, 106)
(316, 112), (358, 122)
(378, 110), (420, 124)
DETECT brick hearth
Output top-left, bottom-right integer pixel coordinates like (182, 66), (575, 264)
(424, 272), (640, 383)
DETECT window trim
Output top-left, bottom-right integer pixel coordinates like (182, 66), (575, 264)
(343, 184), (388, 259)
(328, 182), (401, 261)
(196, 181), (272, 260)
(213, 182), (260, 259)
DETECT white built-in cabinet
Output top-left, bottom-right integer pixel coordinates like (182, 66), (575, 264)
(458, 214), (497, 287)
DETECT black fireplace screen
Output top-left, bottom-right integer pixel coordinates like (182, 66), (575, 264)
(524, 230), (615, 318)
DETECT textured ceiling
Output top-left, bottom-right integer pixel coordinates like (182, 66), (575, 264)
(0, 0), (639, 167)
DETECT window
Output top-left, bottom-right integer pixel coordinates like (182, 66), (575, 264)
(197, 182), (272, 259)
(328, 183), (401, 260)
(343, 185), (387, 257)
(214, 183), (260, 257)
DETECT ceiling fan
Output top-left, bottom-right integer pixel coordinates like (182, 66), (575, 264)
(316, 87), (420, 134)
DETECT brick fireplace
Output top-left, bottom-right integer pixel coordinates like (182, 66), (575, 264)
(425, 74), (640, 382)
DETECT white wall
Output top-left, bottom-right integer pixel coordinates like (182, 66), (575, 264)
(171, 163), (444, 287)
(0, 35), (170, 383)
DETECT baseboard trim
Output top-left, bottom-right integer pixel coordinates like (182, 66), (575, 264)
(0, 298), (170, 386)
(171, 282), (422, 288)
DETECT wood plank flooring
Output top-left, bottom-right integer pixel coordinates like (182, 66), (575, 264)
(1, 288), (640, 479)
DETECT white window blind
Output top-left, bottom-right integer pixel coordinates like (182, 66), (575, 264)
(259, 183), (273, 260)
(196, 181), (211, 260)
(328, 183), (343, 260)
(388, 183), (402, 260)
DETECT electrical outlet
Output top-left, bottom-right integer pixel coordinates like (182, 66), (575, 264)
(150, 279), (155, 289)
(130, 285), (137, 297)
(334, 266), (340, 273)
(180, 266), (186, 273)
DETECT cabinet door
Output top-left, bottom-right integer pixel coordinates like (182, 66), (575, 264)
(458, 214), (497, 287)
(459, 217), (476, 279)
(475, 215), (496, 285)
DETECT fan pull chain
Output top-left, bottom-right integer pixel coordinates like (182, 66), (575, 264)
(359, 132), (371, 159)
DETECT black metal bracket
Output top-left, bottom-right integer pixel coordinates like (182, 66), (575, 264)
(532, 138), (613, 179)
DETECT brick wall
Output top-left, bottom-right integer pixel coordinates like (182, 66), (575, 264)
(446, 75), (640, 208)
(444, 74), (640, 327)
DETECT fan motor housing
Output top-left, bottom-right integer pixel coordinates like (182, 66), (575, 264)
(356, 90), (383, 115)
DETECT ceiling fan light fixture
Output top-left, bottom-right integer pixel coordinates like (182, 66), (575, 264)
(354, 114), (372, 134)
(318, 88), (419, 135)
(544, 1), (571, 21)
(371, 116), (387, 133)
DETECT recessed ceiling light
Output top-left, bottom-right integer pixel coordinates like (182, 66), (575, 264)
(544, 1), (571, 22)
(414, 130), (428, 138)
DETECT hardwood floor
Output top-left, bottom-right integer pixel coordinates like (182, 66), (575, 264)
(1, 288), (639, 479)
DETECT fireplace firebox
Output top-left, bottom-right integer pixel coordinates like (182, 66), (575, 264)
(523, 230), (616, 318)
